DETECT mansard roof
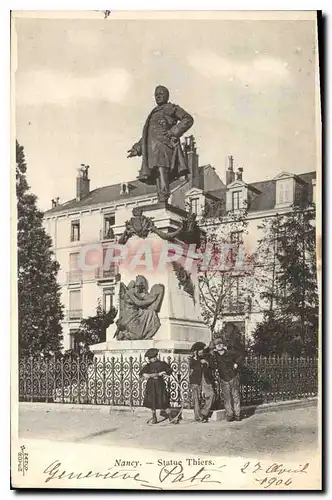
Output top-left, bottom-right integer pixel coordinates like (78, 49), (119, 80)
(45, 167), (316, 217)
(249, 172), (316, 212)
(45, 177), (185, 215)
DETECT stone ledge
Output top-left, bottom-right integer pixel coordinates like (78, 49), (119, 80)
(19, 396), (318, 419)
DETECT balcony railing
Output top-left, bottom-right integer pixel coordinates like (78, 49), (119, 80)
(65, 309), (83, 321)
(95, 265), (119, 281)
(224, 301), (245, 315)
(67, 271), (83, 284)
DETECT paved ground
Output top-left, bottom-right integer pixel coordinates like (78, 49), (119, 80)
(19, 403), (319, 460)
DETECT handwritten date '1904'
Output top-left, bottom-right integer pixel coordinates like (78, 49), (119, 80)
(241, 461), (310, 489)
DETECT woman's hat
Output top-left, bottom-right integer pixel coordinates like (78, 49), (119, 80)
(190, 342), (206, 353)
(145, 348), (159, 359)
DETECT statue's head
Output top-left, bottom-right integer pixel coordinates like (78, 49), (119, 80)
(136, 275), (148, 293)
(155, 85), (169, 106)
(132, 207), (143, 217)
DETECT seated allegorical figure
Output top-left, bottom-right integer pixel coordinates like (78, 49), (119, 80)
(114, 275), (165, 341)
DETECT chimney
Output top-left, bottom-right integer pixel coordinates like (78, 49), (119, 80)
(226, 155), (235, 185)
(184, 135), (200, 189)
(51, 197), (60, 208)
(236, 167), (243, 181)
(76, 164), (90, 202)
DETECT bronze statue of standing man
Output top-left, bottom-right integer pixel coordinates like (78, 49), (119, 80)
(127, 86), (194, 203)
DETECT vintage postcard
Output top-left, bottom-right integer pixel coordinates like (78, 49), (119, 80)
(11, 10), (322, 490)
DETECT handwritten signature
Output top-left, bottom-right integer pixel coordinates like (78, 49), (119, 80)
(43, 461), (159, 489)
(42, 459), (310, 490)
(159, 463), (225, 486)
(43, 460), (225, 490)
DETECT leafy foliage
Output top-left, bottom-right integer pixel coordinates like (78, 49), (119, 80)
(17, 141), (64, 356)
(68, 301), (117, 355)
(252, 205), (318, 356)
(240, 365), (271, 391)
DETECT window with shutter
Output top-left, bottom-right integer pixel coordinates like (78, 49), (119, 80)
(276, 178), (293, 206)
(103, 288), (115, 312)
(70, 220), (80, 242)
(68, 252), (81, 283)
(232, 191), (242, 210)
(69, 290), (81, 320)
(190, 197), (199, 214)
(103, 214), (115, 239)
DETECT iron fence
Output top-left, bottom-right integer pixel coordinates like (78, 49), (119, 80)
(19, 354), (318, 408)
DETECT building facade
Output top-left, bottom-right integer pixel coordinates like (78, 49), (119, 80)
(44, 137), (316, 350)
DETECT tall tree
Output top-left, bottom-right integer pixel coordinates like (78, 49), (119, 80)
(252, 204), (318, 356)
(17, 141), (64, 356)
(198, 206), (258, 338)
(254, 215), (283, 312)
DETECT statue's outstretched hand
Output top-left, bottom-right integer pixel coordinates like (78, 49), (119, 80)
(127, 148), (138, 158)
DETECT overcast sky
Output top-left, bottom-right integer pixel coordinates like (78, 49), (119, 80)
(14, 13), (319, 211)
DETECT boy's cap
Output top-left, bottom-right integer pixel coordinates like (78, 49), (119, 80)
(210, 338), (225, 347)
(190, 342), (206, 352)
(145, 348), (159, 359)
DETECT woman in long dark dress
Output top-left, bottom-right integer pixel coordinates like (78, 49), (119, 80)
(139, 348), (174, 424)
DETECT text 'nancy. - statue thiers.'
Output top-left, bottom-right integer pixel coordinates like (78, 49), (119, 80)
(127, 85), (194, 202)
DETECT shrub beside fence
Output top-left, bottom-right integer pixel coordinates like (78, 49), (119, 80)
(19, 354), (318, 409)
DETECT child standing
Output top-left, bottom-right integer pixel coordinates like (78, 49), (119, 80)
(189, 342), (215, 423)
(139, 348), (175, 424)
(211, 325), (245, 422)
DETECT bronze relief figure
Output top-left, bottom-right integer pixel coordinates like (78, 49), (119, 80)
(114, 276), (165, 340)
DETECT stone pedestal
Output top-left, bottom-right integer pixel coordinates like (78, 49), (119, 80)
(90, 203), (210, 358)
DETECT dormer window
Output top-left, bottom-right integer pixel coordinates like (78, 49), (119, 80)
(232, 191), (242, 211)
(185, 187), (204, 217)
(120, 183), (129, 195)
(275, 173), (295, 208)
(190, 197), (199, 214)
(278, 180), (292, 204)
(226, 177), (247, 212)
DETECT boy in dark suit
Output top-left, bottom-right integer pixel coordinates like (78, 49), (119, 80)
(211, 324), (245, 422)
(189, 342), (215, 423)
